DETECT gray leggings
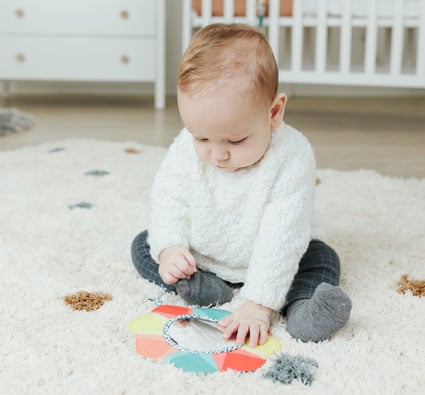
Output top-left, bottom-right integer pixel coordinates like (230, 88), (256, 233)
(131, 230), (340, 314)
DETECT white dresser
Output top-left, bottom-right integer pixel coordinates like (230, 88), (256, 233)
(0, 0), (165, 109)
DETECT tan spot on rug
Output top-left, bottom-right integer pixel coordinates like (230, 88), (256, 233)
(124, 148), (141, 154)
(397, 274), (425, 297)
(64, 291), (112, 311)
(316, 178), (321, 185)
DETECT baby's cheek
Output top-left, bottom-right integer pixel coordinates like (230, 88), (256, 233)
(237, 147), (255, 165)
(195, 145), (209, 163)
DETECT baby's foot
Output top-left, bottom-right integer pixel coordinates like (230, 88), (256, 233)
(175, 271), (234, 306)
(285, 283), (352, 342)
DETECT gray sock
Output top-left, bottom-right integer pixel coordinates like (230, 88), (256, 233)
(175, 271), (234, 306)
(285, 283), (352, 342)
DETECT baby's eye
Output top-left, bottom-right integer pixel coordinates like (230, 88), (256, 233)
(195, 137), (209, 142)
(228, 137), (247, 145)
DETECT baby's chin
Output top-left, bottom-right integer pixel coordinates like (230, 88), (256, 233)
(206, 156), (263, 172)
(214, 162), (256, 172)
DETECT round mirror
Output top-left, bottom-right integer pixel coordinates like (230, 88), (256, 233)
(164, 315), (242, 354)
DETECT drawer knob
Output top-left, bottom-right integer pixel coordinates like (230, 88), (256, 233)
(120, 10), (129, 19)
(15, 8), (25, 18)
(121, 55), (130, 64)
(16, 53), (26, 62)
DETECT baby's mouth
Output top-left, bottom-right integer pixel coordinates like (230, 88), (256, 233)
(216, 165), (238, 172)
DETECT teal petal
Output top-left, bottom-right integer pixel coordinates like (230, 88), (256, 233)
(167, 352), (218, 373)
(192, 307), (231, 321)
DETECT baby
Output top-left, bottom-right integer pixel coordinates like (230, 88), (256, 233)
(131, 23), (352, 347)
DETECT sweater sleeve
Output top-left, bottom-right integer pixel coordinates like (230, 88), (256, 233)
(147, 130), (193, 263)
(240, 133), (316, 310)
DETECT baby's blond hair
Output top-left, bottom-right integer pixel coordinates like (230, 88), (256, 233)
(178, 23), (278, 109)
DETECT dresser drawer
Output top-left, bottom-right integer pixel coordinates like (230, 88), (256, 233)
(0, 0), (156, 36)
(0, 37), (156, 81)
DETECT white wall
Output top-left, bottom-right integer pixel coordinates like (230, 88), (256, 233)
(2, 0), (424, 99)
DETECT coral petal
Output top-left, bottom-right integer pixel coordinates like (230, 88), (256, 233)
(136, 334), (175, 359)
(213, 348), (266, 372)
(152, 305), (192, 318)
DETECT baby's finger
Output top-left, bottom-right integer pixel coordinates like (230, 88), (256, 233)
(236, 323), (250, 345)
(182, 249), (197, 271)
(222, 319), (239, 340)
(248, 324), (260, 348)
(161, 271), (179, 285)
(218, 315), (233, 328)
(259, 324), (268, 345)
(174, 257), (195, 277)
(167, 264), (190, 281)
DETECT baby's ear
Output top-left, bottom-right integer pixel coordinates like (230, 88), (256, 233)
(270, 94), (287, 128)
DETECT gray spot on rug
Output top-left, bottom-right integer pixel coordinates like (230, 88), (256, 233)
(68, 202), (94, 210)
(84, 170), (110, 177)
(0, 108), (36, 135)
(48, 147), (66, 153)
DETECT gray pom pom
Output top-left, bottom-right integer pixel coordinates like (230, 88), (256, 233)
(264, 353), (318, 385)
(0, 108), (36, 135)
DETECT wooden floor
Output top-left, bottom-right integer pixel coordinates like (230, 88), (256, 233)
(1, 95), (424, 178)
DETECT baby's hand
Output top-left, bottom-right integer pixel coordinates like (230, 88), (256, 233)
(158, 245), (197, 284)
(218, 300), (272, 347)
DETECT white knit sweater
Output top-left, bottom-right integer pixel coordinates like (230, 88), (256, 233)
(148, 122), (316, 310)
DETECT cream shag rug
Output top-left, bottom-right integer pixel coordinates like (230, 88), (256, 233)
(1, 139), (424, 395)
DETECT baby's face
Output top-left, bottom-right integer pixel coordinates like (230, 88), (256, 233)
(178, 90), (273, 172)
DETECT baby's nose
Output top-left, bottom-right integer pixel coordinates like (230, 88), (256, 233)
(212, 147), (229, 161)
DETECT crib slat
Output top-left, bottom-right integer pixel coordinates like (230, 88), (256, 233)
(340, 0), (352, 74)
(365, 0), (377, 75)
(224, 0), (235, 23)
(269, 0), (280, 61)
(182, 0), (192, 52)
(390, 0), (404, 76)
(417, 0), (425, 77)
(246, 0), (257, 25)
(316, 0), (327, 72)
(292, 0), (304, 72)
(202, 0), (212, 26)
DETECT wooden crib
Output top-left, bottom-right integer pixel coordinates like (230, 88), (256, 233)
(182, 0), (425, 89)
